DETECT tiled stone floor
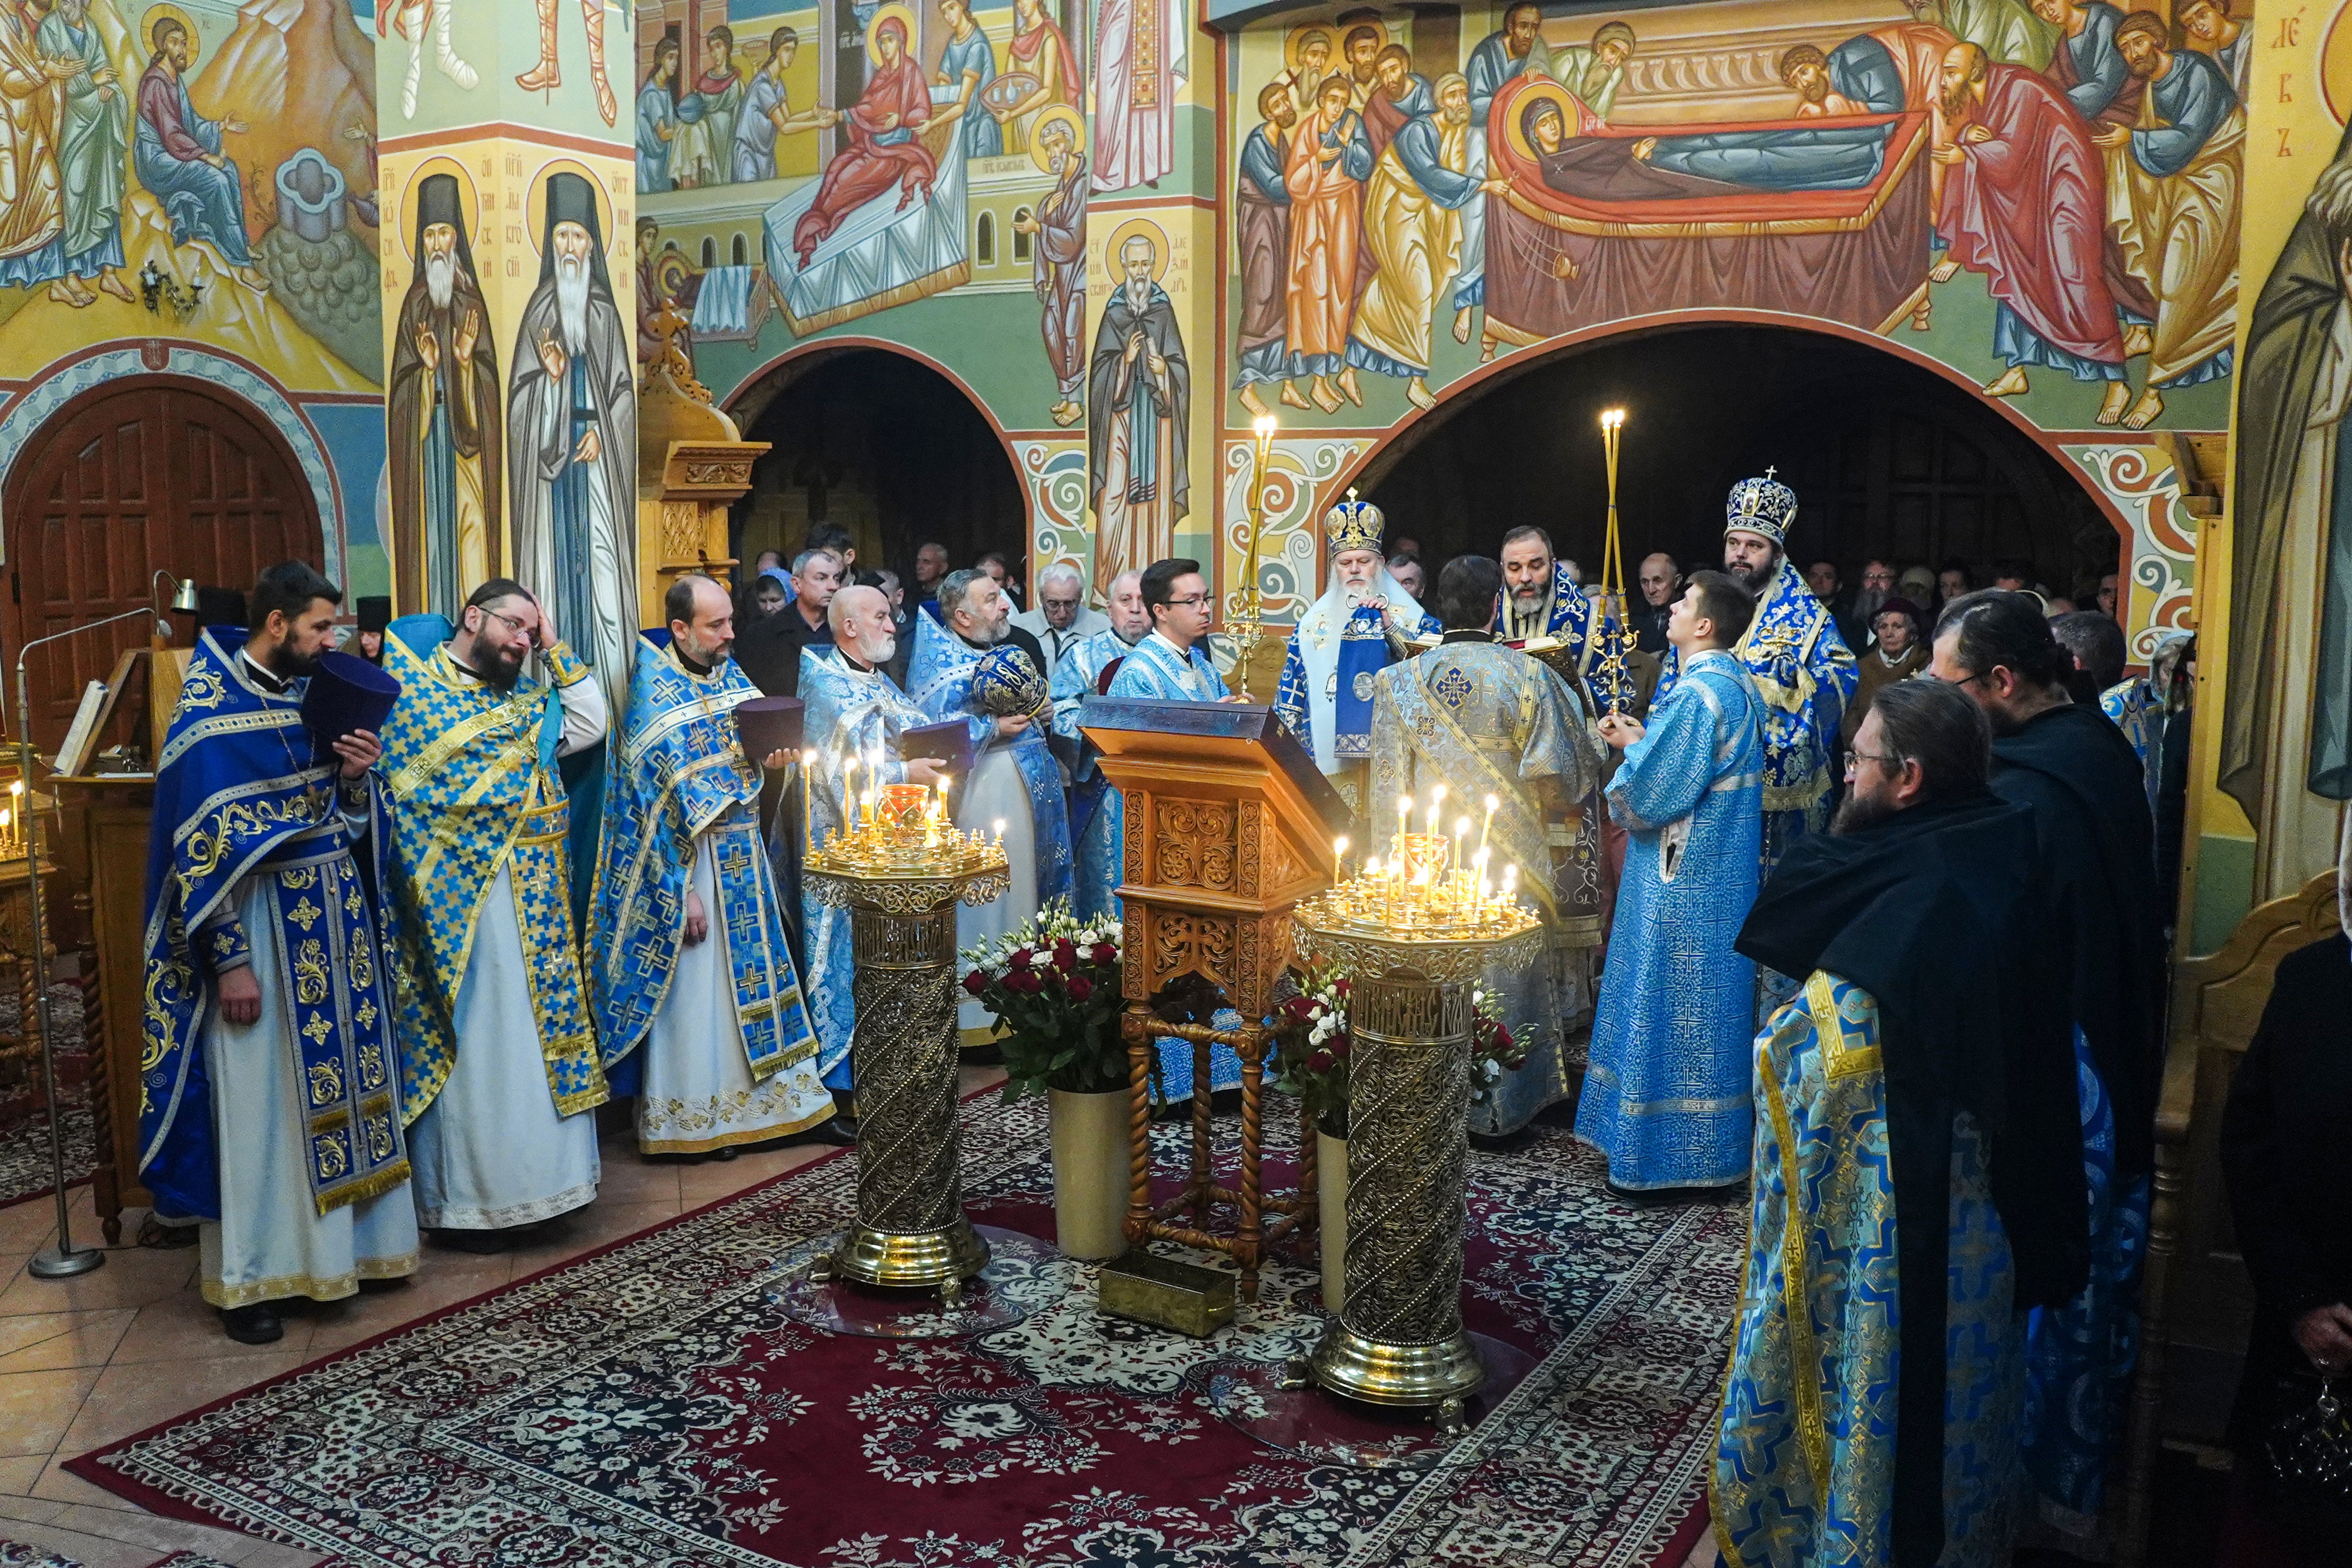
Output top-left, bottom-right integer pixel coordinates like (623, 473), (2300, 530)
(0, 1065), (1727, 1568)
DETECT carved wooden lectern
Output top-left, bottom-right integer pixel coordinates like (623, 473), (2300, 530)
(1080, 700), (1345, 1300)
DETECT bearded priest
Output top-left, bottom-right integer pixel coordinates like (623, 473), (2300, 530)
(378, 580), (609, 1249)
(1368, 555), (1604, 1135)
(1274, 492), (1438, 810)
(908, 569), (1073, 1039)
(1498, 524), (1625, 713)
(140, 563), (417, 1345)
(1654, 473), (1857, 870)
(1051, 567), (1152, 923)
(798, 585), (944, 1097)
(587, 575), (839, 1157)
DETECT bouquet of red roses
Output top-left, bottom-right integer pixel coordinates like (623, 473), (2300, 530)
(960, 900), (1128, 1099)
(1271, 970), (1532, 1138)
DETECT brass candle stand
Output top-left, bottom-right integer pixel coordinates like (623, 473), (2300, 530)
(1288, 854), (1542, 1430)
(801, 801), (1010, 1305)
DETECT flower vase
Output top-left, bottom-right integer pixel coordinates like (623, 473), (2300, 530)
(1317, 1129), (1348, 1313)
(1048, 1087), (1131, 1260)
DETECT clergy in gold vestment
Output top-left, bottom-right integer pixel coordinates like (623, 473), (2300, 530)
(1345, 74), (1499, 412)
(1369, 556), (1604, 1136)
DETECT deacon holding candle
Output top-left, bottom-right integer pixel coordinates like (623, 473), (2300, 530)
(797, 584), (941, 1100)
(1366, 554), (1603, 1136)
(585, 575), (844, 1156)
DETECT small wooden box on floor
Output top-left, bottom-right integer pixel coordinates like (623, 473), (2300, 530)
(1081, 699), (1345, 1301)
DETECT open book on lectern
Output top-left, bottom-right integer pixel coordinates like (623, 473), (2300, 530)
(1078, 699), (1348, 838)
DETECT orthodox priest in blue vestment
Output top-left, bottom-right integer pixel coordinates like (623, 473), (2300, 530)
(1367, 556), (1603, 1135)
(1655, 473), (1857, 871)
(796, 587), (936, 1092)
(1578, 576), (1766, 1192)
(142, 606), (418, 1331)
(1050, 574), (1151, 923)
(910, 571), (1073, 1039)
(1105, 566), (1244, 1104)
(1719, 686), (2088, 1568)
(1274, 493), (1438, 811)
(377, 589), (609, 1236)
(587, 580), (835, 1154)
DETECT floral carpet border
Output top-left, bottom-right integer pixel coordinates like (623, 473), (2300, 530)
(69, 1098), (1737, 1568)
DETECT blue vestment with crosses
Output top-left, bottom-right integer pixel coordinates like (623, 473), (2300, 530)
(138, 627), (409, 1222)
(586, 635), (820, 1081)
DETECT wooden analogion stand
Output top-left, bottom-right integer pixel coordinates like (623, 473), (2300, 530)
(1081, 700), (1344, 1300)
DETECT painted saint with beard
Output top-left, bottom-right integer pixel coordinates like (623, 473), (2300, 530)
(508, 171), (639, 720)
(388, 173), (499, 618)
(1086, 230), (1189, 597)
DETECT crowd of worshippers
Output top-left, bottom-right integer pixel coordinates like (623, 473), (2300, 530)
(136, 474), (2246, 1566)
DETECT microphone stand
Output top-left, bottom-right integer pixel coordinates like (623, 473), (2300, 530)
(19, 604), (170, 1279)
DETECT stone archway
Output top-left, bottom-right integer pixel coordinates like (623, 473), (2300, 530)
(1330, 316), (2128, 606)
(726, 340), (1030, 590)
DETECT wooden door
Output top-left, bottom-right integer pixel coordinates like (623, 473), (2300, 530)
(2, 377), (323, 750)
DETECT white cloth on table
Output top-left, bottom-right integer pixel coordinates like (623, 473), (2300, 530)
(408, 864), (602, 1229)
(200, 870), (418, 1309)
(637, 831), (835, 1152)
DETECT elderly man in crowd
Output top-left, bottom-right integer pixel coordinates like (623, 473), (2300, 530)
(1013, 560), (1110, 671)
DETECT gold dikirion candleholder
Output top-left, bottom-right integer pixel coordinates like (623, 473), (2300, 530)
(801, 776), (1010, 1306)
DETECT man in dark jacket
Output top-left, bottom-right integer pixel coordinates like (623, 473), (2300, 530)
(1930, 589), (2163, 1539)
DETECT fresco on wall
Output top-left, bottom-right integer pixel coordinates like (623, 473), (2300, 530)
(1087, 213), (1188, 594)
(0, 0), (385, 589)
(1231, 0), (2241, 434)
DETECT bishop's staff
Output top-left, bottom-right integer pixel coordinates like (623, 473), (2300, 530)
(1593, 407), (1630, 718)
(1228, 414), (1278, 701)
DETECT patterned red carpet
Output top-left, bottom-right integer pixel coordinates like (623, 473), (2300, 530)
(67, 1096), (1739, 1567)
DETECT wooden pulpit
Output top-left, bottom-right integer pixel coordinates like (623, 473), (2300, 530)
(1081, 699), (1345, 1299)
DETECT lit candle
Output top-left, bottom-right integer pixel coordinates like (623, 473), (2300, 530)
(1426, 783), (1446, 835)
(994, 818), (1006, 847)
(800, 750), (817, 858)
(1453, 815), (1469, 882)
(1332, 835), (1348, 877)
(1479, 794), (1498, 857)
(1501, 862), (1518, 905)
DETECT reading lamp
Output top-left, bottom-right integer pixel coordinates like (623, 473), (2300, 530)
(17, 603), (169, 1279)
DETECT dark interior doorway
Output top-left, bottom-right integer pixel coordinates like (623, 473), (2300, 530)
(730, 348), (1027, 593)
(1361, 324), (2119, 601)
(3, 376), (322, 748)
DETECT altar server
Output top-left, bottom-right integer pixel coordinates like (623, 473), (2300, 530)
(1716, 678), (2086, 1568)
(589, 575), (837, 1155)
(799, 585), (943, 1095)
(379, 580), (608, 1248)
(1051, 568), (1151, 922)
(1577, 570), (1766, 1195)
(1654, 473), (1857, 870)
(1103, 557), (1249, 1105)
(1367, 554), (1603, 1135)
(1274, 492), (1438, 807)
(909, 569), (1073, 1038)
(141, 562), (418, 1343)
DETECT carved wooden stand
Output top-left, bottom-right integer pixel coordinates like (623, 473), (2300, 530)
(1085, 703), (1344, 1303)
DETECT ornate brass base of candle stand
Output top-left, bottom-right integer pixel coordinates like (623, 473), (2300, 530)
(804, 857), (1008, 1301)
(1291, 907), (1543, 1420)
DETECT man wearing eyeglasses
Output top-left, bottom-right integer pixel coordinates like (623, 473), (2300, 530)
(1719, 677), (2085, 1568)
(1928, 588), (2162, 1534)
(1011, 560), (1109, 671)
(376, 579), (612, 1253)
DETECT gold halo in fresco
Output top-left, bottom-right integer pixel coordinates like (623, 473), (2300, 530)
(140, 4), (198, 59)
(865, 3), (917, 68)
(522, 158), (617, 254)
(1284, 21), (1341, 76)
(1027, 104), (1085, 172)
(1102, 215), (1168, 283)
(1502, 79), (1585, 165)
(2324, 0), (2352, 126)
(393, 156), (480, 262)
